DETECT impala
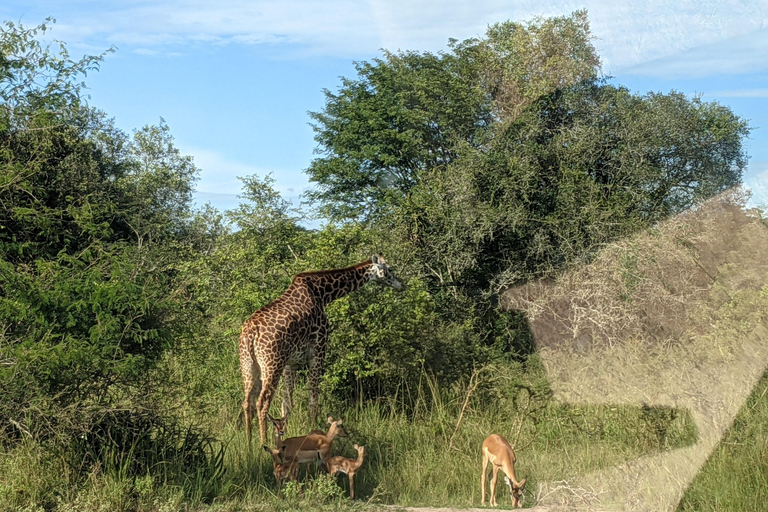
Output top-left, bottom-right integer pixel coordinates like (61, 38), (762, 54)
(327, 443), (366, 499)
(481, 434), (527, 508)
(263, 445), (299, 486)
(268, 414), (346, 467)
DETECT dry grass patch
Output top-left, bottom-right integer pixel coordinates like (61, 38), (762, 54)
(503, 188), (768, 511)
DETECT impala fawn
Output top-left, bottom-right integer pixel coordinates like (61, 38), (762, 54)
(326, 443), (366, 499)
(267, 414), (346, 470)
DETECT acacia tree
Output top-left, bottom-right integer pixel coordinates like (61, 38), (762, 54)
(401, 81), (750, 297)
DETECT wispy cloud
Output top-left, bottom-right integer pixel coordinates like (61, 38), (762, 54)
(184, 146), (313, 198)
(4, 0), (768, 74)
(619, 26), (768, 78)
(707, 88), (768, 98)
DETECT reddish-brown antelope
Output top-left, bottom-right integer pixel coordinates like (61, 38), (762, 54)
(481, 434), (527, 508)
(267, 414), (346, 468)
(327, 443), (366, 499)
(263, 445), (299, 486)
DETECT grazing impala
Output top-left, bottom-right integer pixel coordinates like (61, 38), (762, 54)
(327, 443), (366, 499)
(481, 434), (527, 508)
(268, 414), (346, 467)
(263, 445), (299, 486)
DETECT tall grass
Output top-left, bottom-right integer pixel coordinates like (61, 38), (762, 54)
(204, 358), (694, 510)
(677, 367), (768, 512)
(0, 359), (697, 511)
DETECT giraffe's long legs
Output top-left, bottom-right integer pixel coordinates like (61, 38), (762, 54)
(308, 320), (329, 427)
(256, 367), (280, 446)
(282, 366), (296, 419)
(240, 353), (260, 449)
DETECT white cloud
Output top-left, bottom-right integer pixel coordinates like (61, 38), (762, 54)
(619, 26), (768, 78)
(6, 0), (768, 75)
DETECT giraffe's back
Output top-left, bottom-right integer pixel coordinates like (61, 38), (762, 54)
(239, 279), (322, 364)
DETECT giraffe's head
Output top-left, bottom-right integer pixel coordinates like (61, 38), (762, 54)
(369, 254), (404, 291)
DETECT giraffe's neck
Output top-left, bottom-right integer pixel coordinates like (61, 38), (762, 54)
(297, 260), (373, 307)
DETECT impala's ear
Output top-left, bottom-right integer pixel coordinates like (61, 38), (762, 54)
(327, 416), (334, 424)
(262, 445), (272, 454)
(518, 478), (527, 490)
(353, 443), (359, 449)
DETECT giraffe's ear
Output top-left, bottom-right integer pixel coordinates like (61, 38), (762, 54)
(371, 254), (379, 264)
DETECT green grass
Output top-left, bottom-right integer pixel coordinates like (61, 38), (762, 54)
(0, 360), (698, 511)
(677, 367), (768, 512)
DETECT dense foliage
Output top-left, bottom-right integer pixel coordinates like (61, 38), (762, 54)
(0, 19), (203, 456)
(304, 11), (748, 396)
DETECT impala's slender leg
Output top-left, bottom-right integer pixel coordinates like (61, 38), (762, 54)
(481, 451), (489, 505)
(490, 465), (500, 507)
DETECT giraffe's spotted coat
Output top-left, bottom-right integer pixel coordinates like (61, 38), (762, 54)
(239, 256), (402, 445)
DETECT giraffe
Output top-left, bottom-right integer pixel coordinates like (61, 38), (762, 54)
(239, 255), (403, 446)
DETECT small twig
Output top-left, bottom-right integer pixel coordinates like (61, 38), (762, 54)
(9, 419), (32, 438)
(510, 388), (533, 449)
(447, 367), (481, 451)
(536, 479), (605, 506)
(287, 244), (299, 262)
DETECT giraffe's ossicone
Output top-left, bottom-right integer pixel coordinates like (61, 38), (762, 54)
(239, 255), (403, 446)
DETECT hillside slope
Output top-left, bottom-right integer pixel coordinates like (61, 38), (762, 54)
(504, 188), (768, 511)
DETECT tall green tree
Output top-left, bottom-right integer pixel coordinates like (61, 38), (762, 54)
(304, 10), (749, 371)
(306, 10), (601, 223)
(0, 20), (201, 441)
(119, 119), (200, 241)
(399, 81), (750, 296)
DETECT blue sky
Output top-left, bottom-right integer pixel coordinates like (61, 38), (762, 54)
(3, 0), (768, 217)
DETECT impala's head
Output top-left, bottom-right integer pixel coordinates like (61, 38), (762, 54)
(263, 445), (292, 484)
(327, 416), (348, 437)
(504, 475), (527, 508)
(369, 254), (403, 291)
(267, 413), (288, 438)
(353, 443), (365, 458)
